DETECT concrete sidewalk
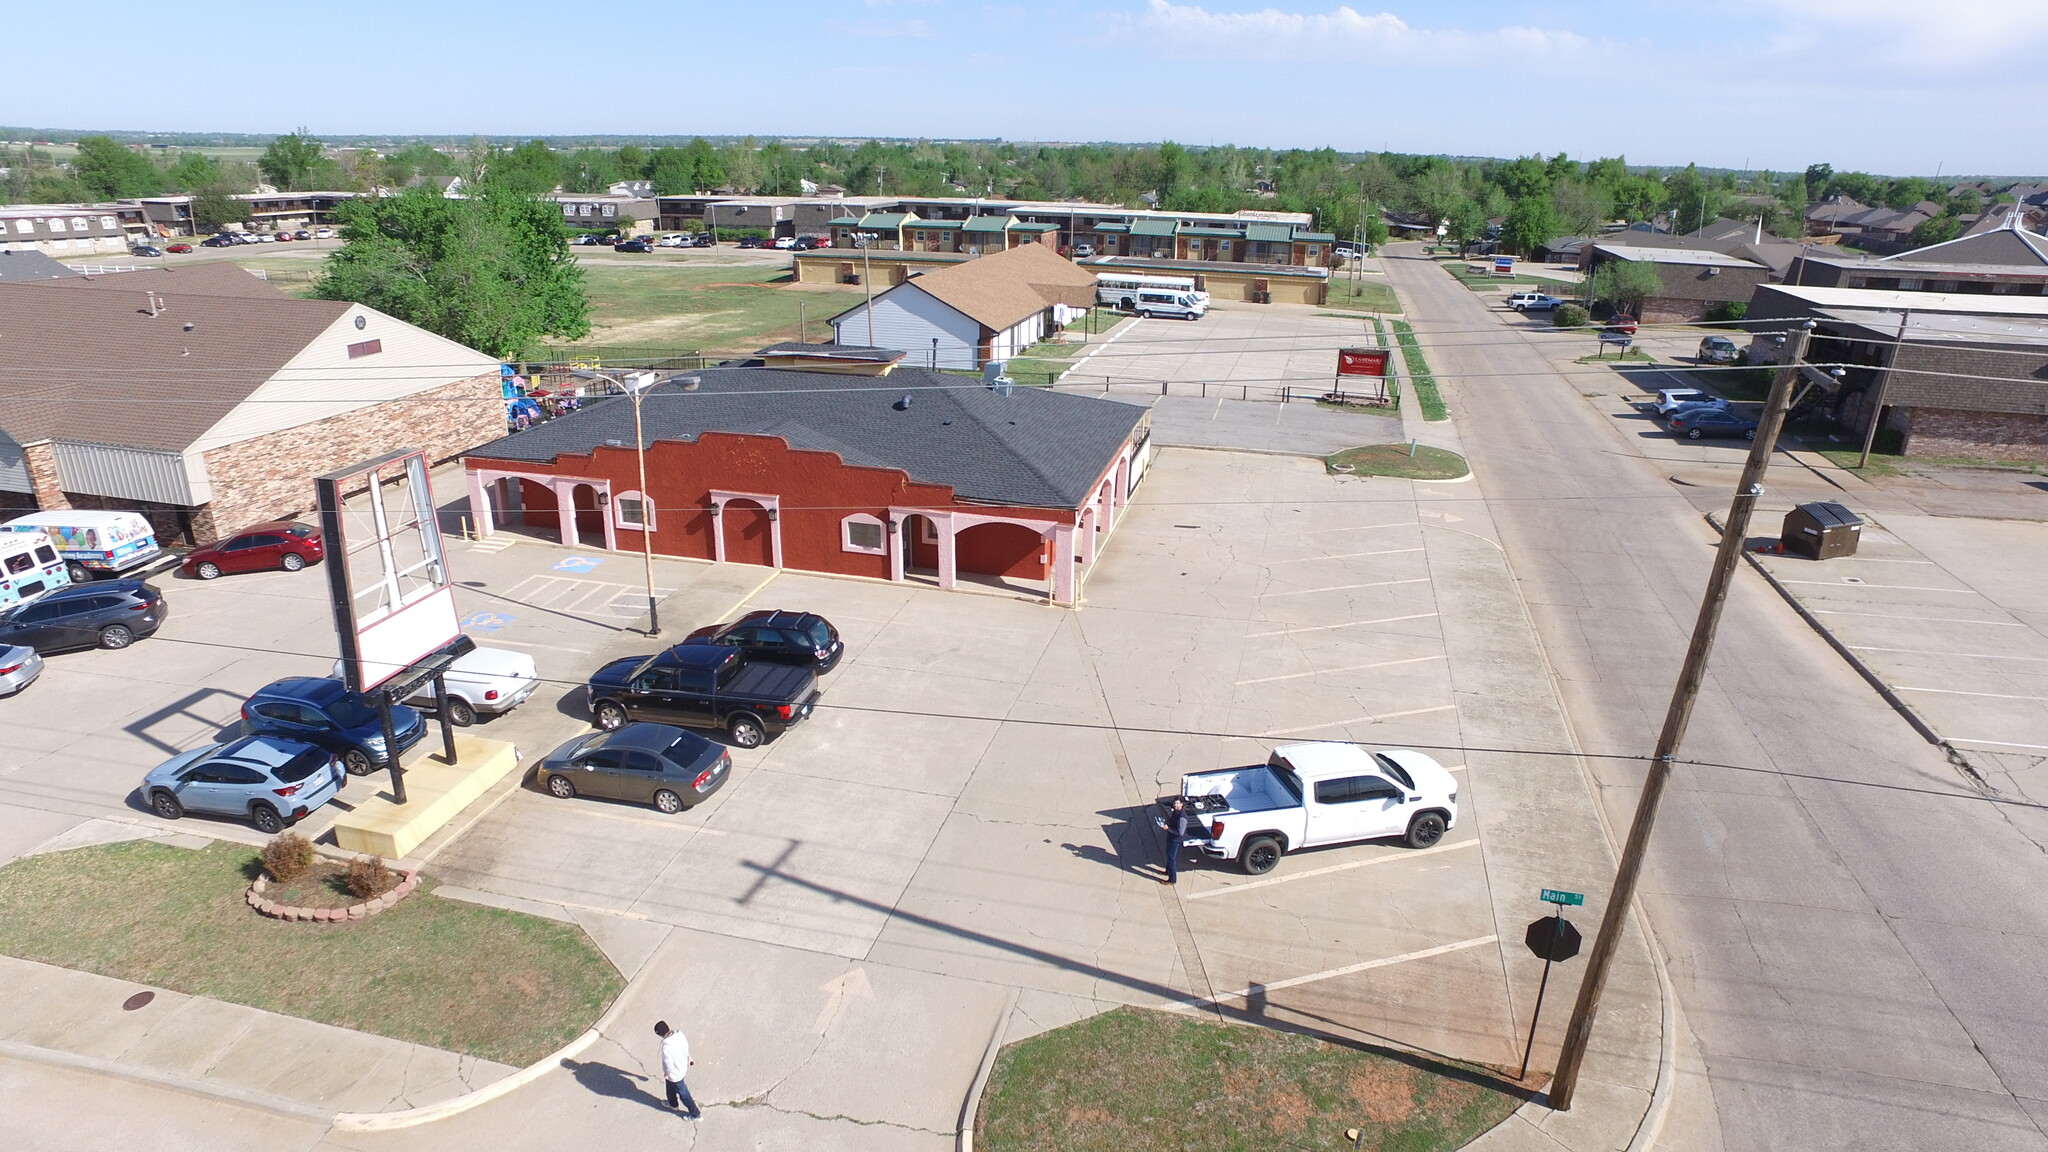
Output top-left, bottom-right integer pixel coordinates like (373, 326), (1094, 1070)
(0, 955), (511, 1117)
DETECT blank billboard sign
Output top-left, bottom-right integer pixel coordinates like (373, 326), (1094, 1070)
(315, 448), (460, 694)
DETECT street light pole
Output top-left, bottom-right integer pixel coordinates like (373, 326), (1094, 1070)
(850, 231), (879, 345)
(575, 368), (665, 637)
(1546, 322), (1816, 1111)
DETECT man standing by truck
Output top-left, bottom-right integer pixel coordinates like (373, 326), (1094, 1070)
(1161, 796), (1192, 885)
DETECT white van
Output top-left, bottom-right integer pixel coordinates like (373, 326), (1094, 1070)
(1, 511), (163, 583)
(0, 530), (70, 609)
(1131, 290), (1205, 321)
(1097, 272), (1210, 311)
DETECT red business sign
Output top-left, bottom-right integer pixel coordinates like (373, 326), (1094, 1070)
(1338, 348), (1389, 377)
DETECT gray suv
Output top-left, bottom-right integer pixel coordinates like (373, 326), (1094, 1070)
(142, 735), (344, 833)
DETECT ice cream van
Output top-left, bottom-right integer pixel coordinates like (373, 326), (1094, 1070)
(1, 511), (163, 584)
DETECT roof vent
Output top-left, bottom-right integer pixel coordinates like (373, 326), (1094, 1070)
(144, 291), (161, 317)
(893, 395), (912, 410)
(181, 322), (195, 331)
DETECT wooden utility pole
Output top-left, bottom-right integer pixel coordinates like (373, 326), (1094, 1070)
(1546, 322), (1815, 1110)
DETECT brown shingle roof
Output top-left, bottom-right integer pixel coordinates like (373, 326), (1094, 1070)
(902, 244), (1097, 331)
(0, 263), (347, 452)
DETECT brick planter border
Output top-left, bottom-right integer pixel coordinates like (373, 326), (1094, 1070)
(247, 865), (418, 922)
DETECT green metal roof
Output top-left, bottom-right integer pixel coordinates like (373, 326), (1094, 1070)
(1293, 231), (1335, 242)
(1009, 222), (1059, 232)
(827, 216), (862, 227)
(1095, 222), (1131, 233)
(1244, 223), (1294, 243)
(860, 213), (912, 228)
(1131, 218), (1178, 237)
(1179, 225), (1245, 238)
(962, 216), (1013, 233)
(914, 219), (963, 229)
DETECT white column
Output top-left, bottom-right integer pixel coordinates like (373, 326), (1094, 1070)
(1077, 508), (1096, 564)
(768, 501), (784, 568)
(466, 471), (495, 538)
(888, 514), (906, 584)
(599, 484), (617, 552)
(937, 517), (957, 591)
(1052, 524), (1077, 604)
(554, 482), (578, 547)
(711, 504), (726, 563)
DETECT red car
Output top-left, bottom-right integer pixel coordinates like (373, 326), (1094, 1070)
(1607, 313), (1639, 335)
(182, 521), (324, 580)
(166, 243), (193, 254)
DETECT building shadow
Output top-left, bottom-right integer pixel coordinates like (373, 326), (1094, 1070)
(123, 687), (249, 758)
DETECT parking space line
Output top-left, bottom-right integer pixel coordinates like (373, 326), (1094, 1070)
(1849, 645), (2048, 662)
(544, 805), (730, 835)
(1834, 557), (1936, 565)
(1163, 935), (1499, 1012)
(1946, 738), (2048, 751)
(471, 637), (594, 653)
(1184, 838), (1480, 901)
(1812, 610), (2024, 626)
(1262, 704), (1455, 737)
(1249, 612), (1439, 638)
(1896, 686), (2048, 701)
(1235, 654), (1444, 685)
(1260, 578), (1431, 598)
(1303, 521), (1419, 535)
(1777, 580), (1980, 595)
(1264, 547), (1424, 565)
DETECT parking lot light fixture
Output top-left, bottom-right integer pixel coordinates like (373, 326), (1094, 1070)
(573, 368), (665, 636)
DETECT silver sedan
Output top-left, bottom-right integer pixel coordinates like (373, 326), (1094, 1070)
(0, 644), (42, 696)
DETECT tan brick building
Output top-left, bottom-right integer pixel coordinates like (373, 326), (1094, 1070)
(0, 263), (501, 544)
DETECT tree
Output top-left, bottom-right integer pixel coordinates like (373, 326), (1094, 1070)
(1502, 196), (1558, 254)
(1550, 178), (1611, 237)
(1911, 213), (1963, 247)
(1498, 155), (1551, 201)
(74, 135), (161, 198)
(615, 145), (647, 179)
(259, 129), (325, 191)
(1589, 259), (1663, 312)
(312, 185), (590, 360)
(1664, 164), (1721, 234)
(1446, 199), (1488, 247)
(189, 184), (244, 233)
(644, 147), (696, 195)
(167, 152), (221, 191)
(1803, 163), (1833, 201)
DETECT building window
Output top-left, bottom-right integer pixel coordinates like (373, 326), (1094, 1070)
(1847, 276), (1866, 288)
(47, 217), (65, 232)
(616, 491), (653, 530)
(346, 339), (382, 358)
(99, 216), (116, 229)
(70, 218), (88, 232)
(602, 205), (615, 217)
(842, 514), (886, 555)
(1897, 278), (1922, 290)
(12, 220), (31, 233)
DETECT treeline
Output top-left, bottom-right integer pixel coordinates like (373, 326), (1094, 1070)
(4, 130), (2020, 252)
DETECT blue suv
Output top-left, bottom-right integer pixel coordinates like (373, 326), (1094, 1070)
(142, 735), (344, 833)
(243, 677), (425, 776)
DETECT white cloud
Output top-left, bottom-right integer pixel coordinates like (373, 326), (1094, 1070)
(1749, 0), (2048, 68)
(1130, 0), (1588, 59)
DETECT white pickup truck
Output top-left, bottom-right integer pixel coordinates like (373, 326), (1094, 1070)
(1168, 742), (1459, 875)
(331, 644), (539, 726)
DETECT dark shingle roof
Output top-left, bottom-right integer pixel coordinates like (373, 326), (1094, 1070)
(467, 366), (1146, 510)
(0, 250), (81, 282)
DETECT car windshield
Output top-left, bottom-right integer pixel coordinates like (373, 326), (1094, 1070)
(323, 694), (378, 728)
(1374, 754), (1416, 790)
(274, 746), (331, 783)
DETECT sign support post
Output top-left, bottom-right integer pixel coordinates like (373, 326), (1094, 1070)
(1520, 888), (1583, 1081)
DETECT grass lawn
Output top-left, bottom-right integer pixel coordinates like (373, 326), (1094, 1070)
(0, 841), (623, 1066)
(1392, 320), (1449, 422)
(1327, 443), (1469, 480)
(976, 1007), (1517, 1152)
(1575, 349), (1657, 364)
(1322, 278), (1401, 313)
(555, 264), (866, 357)
(1441, 264), (1575, 290)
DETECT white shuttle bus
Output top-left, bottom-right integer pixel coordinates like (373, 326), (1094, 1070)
(1096, 273), (1208, 320)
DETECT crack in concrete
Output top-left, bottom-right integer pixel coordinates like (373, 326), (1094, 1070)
(730, 1098), (955, 1136)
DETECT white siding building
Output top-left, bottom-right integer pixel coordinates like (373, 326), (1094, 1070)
(830, 243), (1097, 370)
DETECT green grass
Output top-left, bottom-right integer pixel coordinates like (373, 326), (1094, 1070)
(1575, 349), (1657, 364)
(1442, 264), (1575, 290)
(976, 1007), (1518, 1152)
(0, 841), (623, 1066)
(1005, 359), (1072, 387)
(1327, 443), (1469, 480)
(557, 263), (865, 355)
(1069, 307), (1123, 335)
(1322, 278), (1400, 313)
(1391, 320), (1449, 422)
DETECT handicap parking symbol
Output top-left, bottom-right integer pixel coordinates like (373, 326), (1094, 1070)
(553, 556), (605, 573)
(461, 611), (515, 633)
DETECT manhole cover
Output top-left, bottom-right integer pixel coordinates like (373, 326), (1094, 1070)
(122, 990), (155, 1011)
(1841, 576), (1867, 585)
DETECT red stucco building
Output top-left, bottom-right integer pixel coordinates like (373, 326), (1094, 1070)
(463, 363), (1151, 603)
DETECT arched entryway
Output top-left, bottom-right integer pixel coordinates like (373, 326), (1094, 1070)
(901, 514), (939, 572)
(517, 479), (559, 535)
(723, 499), (777, 568)
(570, 484), (606, 545)
(955, 521), (1049, 582)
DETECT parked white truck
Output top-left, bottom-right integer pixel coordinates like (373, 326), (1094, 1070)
(1168, 741), (1459, 875)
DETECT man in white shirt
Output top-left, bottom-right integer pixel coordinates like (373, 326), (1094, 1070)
(653, 1020), (701, 1119)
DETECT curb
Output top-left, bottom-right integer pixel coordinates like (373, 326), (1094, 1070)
(0, 1036), (333, 1123)
(956, 987), (1019, 1152)
(248, 868), (416, 922)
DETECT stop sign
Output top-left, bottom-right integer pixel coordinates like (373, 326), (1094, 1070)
(1526, 916), (1582, 963)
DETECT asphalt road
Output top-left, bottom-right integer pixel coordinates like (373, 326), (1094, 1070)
(1383, 244), (2048, 1151)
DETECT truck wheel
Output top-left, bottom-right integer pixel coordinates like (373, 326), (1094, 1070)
(1405, 812), (1447, 849)
(594, 701), (628, 731)
(444, 698), (477, 727)
(66, 562), (91, 584)
(1240, 836), (1282, 876)
(727, 715), (765, 749)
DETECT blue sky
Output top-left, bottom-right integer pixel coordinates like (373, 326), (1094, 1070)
(6, 1), (2043, 175)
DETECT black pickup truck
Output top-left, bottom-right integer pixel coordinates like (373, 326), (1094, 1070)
(585, 645), (820, 748)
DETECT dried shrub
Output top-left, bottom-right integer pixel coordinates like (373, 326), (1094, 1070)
(260, 832), (315, 883)
(345, 854), (397, 900)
